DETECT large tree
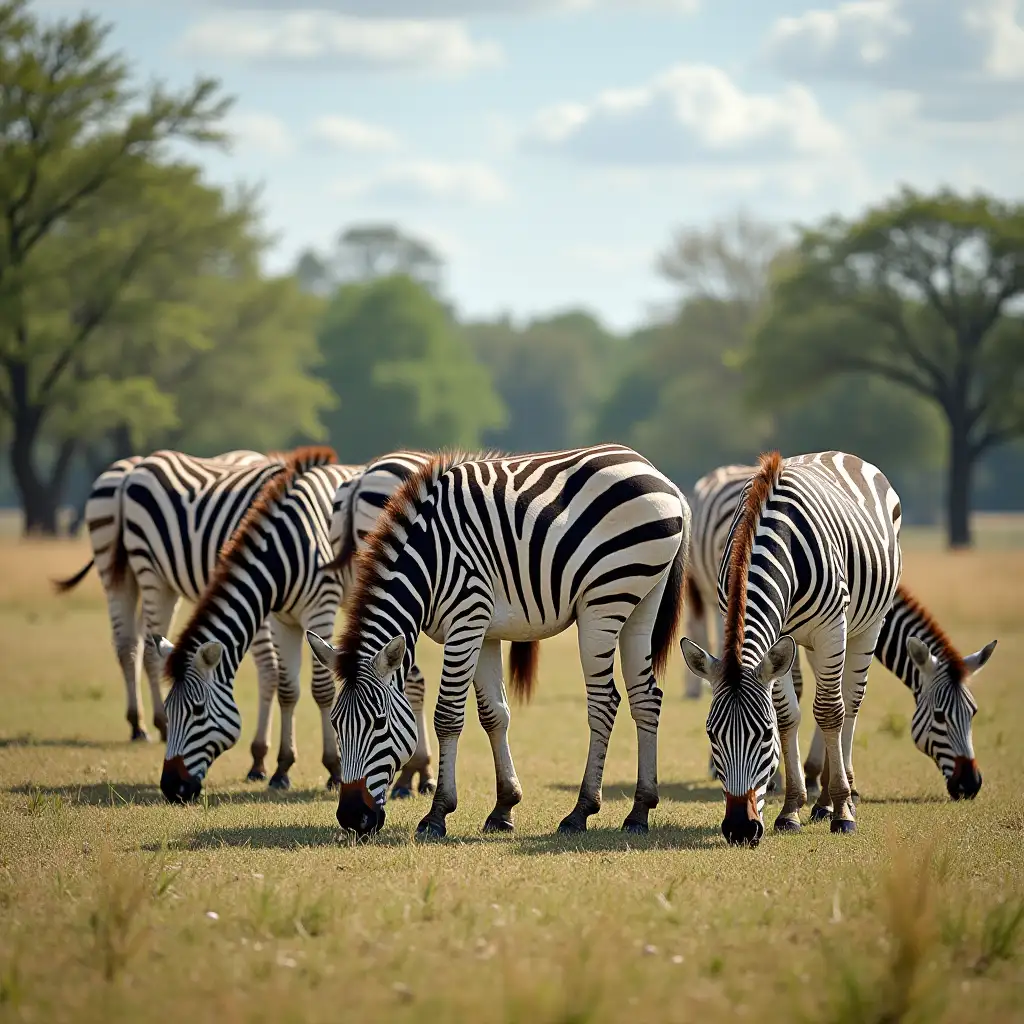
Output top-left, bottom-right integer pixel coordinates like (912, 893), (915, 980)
(317, 275), (504, 462)
(0, 1), (233, 532)
(748, 188), (1024, 547)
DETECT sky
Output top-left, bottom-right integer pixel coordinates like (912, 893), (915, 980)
(33, 0), (1024, 331)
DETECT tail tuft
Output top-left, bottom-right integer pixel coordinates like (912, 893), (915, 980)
(52, 558), (95, 594)
(508, 640), (540, 704)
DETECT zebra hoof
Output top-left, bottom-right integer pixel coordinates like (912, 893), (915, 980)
(130, 727), (150, 742)
(830, 818), (856, 835)
(418, 778), (437, 796)
(391, 785), (414, 800)
(774, 815), (802, 833)
(809, 805), (831, 823)
(246, 768), (267, 783)
(268, 772), (291, 791)
(482, 815), (514, 833)
(326, 775), (342, 792)
(415, 819), (446, 840)
(557, 816), (587, 836)
(621, 819), (649, 835)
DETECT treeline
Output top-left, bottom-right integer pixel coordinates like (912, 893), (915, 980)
(1, 2), (1022, 546)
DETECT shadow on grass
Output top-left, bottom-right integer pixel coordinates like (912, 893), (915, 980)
(152, 823), (465, 851)
(6, 781), (338, 808)
(857, 793), (949, 806)
(0, 734), (125, 750)
(547, 780), (723, 803)
(512, 822), (720, 855)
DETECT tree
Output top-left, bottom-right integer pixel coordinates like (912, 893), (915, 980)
(747, 188), (1024, 547)
(0, 1), (233, 532)
(317, 275), (504, 462)
(294, 224), (443, 297)
(466, 309), (620, 453)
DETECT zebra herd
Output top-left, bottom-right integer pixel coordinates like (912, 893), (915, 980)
(56, 443), (996, 846)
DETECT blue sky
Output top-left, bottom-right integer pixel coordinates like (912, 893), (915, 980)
(35, 0), (1024, 330)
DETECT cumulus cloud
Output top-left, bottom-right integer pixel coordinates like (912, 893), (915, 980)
(524, 64), (846, 164)
(179, 12), (502, 75)
(225, 112), (293, 155)
(309, 116), (402, 153)
(332, 160), (509, 204)
(763, 0), (1024, 118)
(206, 1), (699, 16)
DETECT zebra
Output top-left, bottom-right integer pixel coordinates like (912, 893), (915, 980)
(306, 444), (690, 839)
(53, 450), (272, 744)
(326, 449), (438, 799)
(686, 462), (996, 802)
(154, 447), (360, 802)
(680, 450), (903, 844)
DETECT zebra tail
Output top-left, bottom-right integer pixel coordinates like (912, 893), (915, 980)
(651, 537), (688, 681)
(52, 558), (95, 594)
(324, 477), (359, 575)
(684, 572), (704, 620)
(508, 640), (541, 704)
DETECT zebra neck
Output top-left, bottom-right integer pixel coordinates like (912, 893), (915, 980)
(875, 605), (930, 695)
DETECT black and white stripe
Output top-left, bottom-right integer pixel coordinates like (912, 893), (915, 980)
(308, 444), (690, 839)
(681, 450), (903, 843)
(54, 450), (271, 744)
(155, 450), (361, 801)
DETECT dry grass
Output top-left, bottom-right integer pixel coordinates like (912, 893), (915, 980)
(1, 531), (1023, 1023)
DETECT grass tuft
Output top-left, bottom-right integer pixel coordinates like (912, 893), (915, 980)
(974, 898), (1024, 975)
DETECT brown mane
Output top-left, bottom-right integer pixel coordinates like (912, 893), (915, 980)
(721, 450), (784, 682)
(333, 448), (500, 686)
(166, 445), (337, 682)
(896, 582), (968, 680)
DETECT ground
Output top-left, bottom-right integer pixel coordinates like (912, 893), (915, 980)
(1, 526), (1023, 1023)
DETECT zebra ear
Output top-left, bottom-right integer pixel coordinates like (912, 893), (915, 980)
(963, 639), (997, 680)
(306, 631), (339, 670)
(149, 635), (175, 660)
(679, 638), (720, 683)
(756, 636), (796, 687)
(907, 637), (934, 672)
(193, 641), (223, 675)
(371, 636), (406, 681)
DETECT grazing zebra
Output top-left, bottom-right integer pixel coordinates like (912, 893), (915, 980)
(155, 447), (360, 802)
(53, 450), (271, 743)
(681, 450), (903, 844)
(687, 462), (995, 801)
(306, 444), (690, 839)
(327, 449), (437, 799)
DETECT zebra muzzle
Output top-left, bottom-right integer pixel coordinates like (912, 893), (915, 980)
(722, 789), (764, 847)
(337, 777), (385, 836)
(161, 756), (202, 804)
(947, 757), (982, 800)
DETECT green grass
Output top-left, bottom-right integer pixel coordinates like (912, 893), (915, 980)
(1, 538), (1023, 1023)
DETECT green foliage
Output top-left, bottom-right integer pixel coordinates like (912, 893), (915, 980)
(317, 275), (504, 461)
(466, 309), (620, 453)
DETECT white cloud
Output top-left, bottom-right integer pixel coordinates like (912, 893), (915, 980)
(564, 243), (653, 274)
(225, 112), (293, 156)
(206, 1), (699, 16)
(309, 116), (402, 153)
(525, 63), (846, 164)
(179, 12), (502, 75)
(763, 0), (1024, 117)
(332, 160), (509, 204)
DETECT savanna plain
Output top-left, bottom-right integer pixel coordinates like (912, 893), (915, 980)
(2, 525), (1023, 1024)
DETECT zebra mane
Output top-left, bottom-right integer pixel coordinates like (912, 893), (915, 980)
(166, 445), (338, 683)
(721, 450), (784, 684)
(896, 582), (968, 681)
(334, 447), (500, 686)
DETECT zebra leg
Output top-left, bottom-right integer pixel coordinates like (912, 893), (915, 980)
(771, 669), (806, 832)
(803, 726), (826, 801)
(417, 628), (486, 840)
(391, 664), (435, 799)
(770, 655), (804, 794)
(805, 620), (856, 833)
(472, 639), (523, 833)
(268, 619), (302, 791)
(246, 620), (280, 782)
(839, 625), (882, 806)
(138, 582), (179, 743)
(105, 572), (145, 741)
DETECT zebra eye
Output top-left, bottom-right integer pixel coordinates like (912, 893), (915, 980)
(933, 709), (946, 725)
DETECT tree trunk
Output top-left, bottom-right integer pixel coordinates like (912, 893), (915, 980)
(947, 416), (973, 549)
(9, 416), (76, 537)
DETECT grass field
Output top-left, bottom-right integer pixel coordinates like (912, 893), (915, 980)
(2, 533), (1023, 1023)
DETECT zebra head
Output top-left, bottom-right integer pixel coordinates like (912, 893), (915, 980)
(907, 636), (996, 800)
(681, 635), (796, 846)
(152, 636), (240, 803)
(307, 631), (418, 837)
